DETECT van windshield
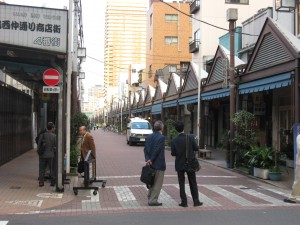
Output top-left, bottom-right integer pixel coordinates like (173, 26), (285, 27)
(132, 122), (151, 129)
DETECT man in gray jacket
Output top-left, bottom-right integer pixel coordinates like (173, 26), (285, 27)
(38, 122), (57, 187)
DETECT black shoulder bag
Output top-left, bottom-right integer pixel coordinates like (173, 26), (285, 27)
(183, 134), (201, 173)
(38, 133), (46, 156)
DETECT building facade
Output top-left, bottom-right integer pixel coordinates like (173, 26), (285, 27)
(146, 0), (192, 86)
(104, 0), (147, 104)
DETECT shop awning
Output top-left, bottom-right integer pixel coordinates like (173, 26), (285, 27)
(143, 106), (151, 111)
(239, 72), (291, 94)
(162, 100), (177, 108)
(201, 88), (230, 100)
(151, 103), (161, 114)
(178, 95), (198, 105)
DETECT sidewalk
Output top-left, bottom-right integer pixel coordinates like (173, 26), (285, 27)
(196, 148), (294, 191)
(0, 149), (78, 215)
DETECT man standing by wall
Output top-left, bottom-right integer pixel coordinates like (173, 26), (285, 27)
(144, 120), (166, 206)
(38, 122), (56, 187)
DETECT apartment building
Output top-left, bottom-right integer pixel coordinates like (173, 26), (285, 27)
(104, 0), (147, 104)
(146, 0), (192, 86)
(190, 0), (273, 73)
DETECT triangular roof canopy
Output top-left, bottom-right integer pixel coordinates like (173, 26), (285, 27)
(165, 73), (181, 98)
(244, 17), (300, 76)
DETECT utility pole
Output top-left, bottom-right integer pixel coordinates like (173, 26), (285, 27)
(227, 8), (237, 168)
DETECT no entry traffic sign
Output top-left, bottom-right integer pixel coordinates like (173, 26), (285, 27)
(43, 68), (60, 86)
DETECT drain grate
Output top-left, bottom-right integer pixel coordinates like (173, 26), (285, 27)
(10, 186), (21, 189)
(240, 187), (250, 190)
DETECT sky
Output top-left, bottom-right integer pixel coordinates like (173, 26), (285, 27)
(5, 0), (106, 89)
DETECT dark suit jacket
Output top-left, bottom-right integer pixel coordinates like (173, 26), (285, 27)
(81, 132), (96, 161)
(144, 131), (166, 171)
(171, 133), (198, 172)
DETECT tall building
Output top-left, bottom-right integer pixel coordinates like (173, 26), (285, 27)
(146, 0), (192, 86)
(104, 0), (147, 104)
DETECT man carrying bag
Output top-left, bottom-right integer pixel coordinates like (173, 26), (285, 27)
(171, 121), (203, 207)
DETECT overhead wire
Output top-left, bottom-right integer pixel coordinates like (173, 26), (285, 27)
(159, 0), (259, 37)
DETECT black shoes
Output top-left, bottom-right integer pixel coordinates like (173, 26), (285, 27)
(283, 198), (296, 204)
(194, 202), (203, 207)
(148, 202), (163, 206)
(39, 182), (44, 187)
(179, 203), (188, 207)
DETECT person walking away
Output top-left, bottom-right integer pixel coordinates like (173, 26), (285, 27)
(171, 121), (203, 207)
(144, 120), (166, 206)
(284, 133), (300, 203)
(79, 126), (96, 161)
(38, 122), (56, 187)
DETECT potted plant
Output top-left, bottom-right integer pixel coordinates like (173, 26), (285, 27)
(231, 110), (257, 169)
(245, 145), (273, 179)
(268, 149), (282, 181)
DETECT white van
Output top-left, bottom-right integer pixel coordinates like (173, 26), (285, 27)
(126, 117), (153, 146)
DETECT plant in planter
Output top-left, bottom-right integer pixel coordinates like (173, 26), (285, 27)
(268, 149), (282, 181)
(166, 119), (179, 146)
(245, 145), (273, 179)
(231, 110), (257, 168)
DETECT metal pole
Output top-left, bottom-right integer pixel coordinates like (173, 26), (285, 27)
(229, 19), (236, 169)
(121, 99), (123, 132)
(66, 0), (73, 174)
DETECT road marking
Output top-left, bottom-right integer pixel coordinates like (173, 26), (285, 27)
(5, 200), (43, 207)
(0, 221), (9, 225)
(96, 175), (237, 179)
(114, 186), (136, 201)
(182, 184), (221, 207)
(37, 193), (63, 199)
(206, 185), (257, 206)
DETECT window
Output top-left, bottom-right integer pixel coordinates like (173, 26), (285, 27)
(150, 13), (153, 26)
(150, 38), (152, 49)
(168, 65), (177, 73)
(165, 36), (178, 45)
(225, 0), (249, 4)
(194, 29), (200, 42)
(165, 14), (178, 22)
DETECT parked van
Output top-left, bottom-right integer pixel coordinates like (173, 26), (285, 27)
(126, 117), (153, 146)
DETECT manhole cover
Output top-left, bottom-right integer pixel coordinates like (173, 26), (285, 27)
(240, 187), (250, 190)
(10, 186), (21, 189)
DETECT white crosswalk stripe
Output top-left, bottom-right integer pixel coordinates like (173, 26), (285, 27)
(206, 185), (257, 206)
(0, 222), (9, 225)
(82, 184), (295, 209)
(231, 185), (290, 206)
(114, 186), (140, 208)
(183, 184), (221, 207)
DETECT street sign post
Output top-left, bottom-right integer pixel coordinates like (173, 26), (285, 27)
(43, 68), (60, 86)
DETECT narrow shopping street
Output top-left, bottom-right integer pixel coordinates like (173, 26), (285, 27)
(0, 129), (298, 218)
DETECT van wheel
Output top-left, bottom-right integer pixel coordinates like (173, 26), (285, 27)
(129, 141), (133, 146)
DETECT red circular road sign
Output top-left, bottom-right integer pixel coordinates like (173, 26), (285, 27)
(43, 68), (60, 86)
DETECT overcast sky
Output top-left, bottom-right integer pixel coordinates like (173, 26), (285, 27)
(5, 0), (106, 88)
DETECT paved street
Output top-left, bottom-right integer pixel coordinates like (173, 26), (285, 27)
(0, 129), (299, 224)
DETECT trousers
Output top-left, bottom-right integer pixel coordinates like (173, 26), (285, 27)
(148, 170), (165, 204)
(177, 170), (200, 204)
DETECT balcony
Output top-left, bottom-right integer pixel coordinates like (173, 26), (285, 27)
(190, 0), (200, 14)
(189, 40), (200, 53)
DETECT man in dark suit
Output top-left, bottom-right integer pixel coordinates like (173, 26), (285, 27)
(171, 121), (203, 207)
(38, 122), (56, 187)
(144, 120), (165, 206)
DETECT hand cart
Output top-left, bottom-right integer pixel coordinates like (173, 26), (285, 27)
(73, 150), (107, 195)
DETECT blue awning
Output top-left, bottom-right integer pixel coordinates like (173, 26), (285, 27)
(178, 95), (198, 105)
(151, 103), (161, 114)
(239, 72), (291, 94)
(143, 106), (151, 112)
(201, 88), (230, 100)
(162, 100), (177, 108)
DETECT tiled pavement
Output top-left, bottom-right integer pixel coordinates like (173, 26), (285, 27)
(0, 129), (299, 216)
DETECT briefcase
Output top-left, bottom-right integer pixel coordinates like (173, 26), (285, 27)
(140, 166), (155, 188)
